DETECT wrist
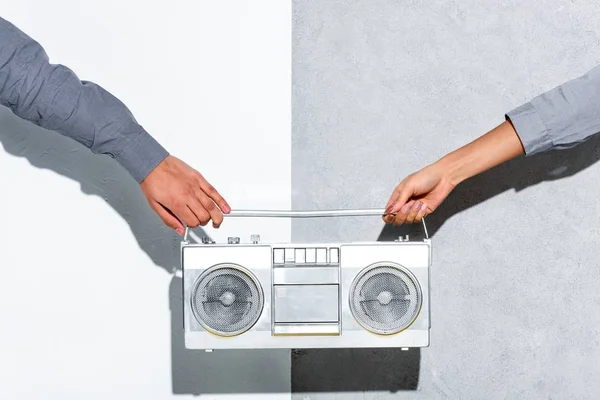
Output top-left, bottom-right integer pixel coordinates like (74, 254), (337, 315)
(116, 130), (169, 184)
(436, 150), (471, 187)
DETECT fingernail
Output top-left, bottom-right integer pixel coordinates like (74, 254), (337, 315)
(385, 205), (393, 214)
(176, 227), (184, 235)
(401, 203), (411, 214)
(420, 203), (427, 212)
(224, 205), (231, 213)
(412, 201), (421, 210)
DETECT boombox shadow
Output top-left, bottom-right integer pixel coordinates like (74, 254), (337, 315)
(0, 107), (289, 395)
(291, 343), (421, 393)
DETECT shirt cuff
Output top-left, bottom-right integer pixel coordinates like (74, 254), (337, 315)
(114, 130), (169, 183)
(505, 101), (552, 156)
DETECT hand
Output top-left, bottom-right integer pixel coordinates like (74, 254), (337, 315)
(140, 155), (231, 234)
(383, 162), (456, 225)
(383, 121), (525, 225)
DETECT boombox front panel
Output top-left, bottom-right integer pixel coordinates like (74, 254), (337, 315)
(182, 240), (431, 350)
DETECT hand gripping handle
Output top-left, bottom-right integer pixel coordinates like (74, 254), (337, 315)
(183, 208), (429, 242)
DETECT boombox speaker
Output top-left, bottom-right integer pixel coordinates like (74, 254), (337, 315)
(181, 208), (432, 350)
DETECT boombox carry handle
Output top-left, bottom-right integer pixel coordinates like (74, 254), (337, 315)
(183, 208), (429, 241)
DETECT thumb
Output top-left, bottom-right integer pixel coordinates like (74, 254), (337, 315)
(386, 183), (414, 214)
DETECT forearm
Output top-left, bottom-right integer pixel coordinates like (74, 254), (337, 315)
(438, 120), (524, 185)
(0, 17), (168, 183)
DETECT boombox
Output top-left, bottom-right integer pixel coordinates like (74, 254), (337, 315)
(180, 209), (432, 351)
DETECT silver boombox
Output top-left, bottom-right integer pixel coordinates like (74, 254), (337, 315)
(180, 209), (432, 351)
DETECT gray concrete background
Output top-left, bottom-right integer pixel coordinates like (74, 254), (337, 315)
(292, 0), (600, 398)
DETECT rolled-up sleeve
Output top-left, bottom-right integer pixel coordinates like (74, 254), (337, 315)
(0, 17), (168, 183)
(506, 64), (600, 155)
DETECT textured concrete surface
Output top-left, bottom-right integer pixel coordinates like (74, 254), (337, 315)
(292, 0), (600, 398)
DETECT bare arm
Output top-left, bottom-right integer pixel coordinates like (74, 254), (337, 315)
(385, 63), (600, 224)
(440, 120), (524, 186)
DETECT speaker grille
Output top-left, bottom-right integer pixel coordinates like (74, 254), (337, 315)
(190, 264), (264, 336)
(349, 262), (422, 335)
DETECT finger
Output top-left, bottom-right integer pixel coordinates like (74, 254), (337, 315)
(384, 184), (409, 224)
(195, 190), (224, 228)
(169, 196), (200, 228)
(186, 195), (211, 227)
(388, 185), (414, 215)
(414, 202), (428, 222)
(392, 200), (415, 225)
(383, 204), (395, 224)
(149, 201), (185, 234)
(404, 200), (422, 224)
(385, 186), (402, 211)
(385, 185), (404, 211)
(196, 175), (231, 214)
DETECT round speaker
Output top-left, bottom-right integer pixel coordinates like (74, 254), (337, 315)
(349, 262), (422, 335)
(190, 263), (264, 337)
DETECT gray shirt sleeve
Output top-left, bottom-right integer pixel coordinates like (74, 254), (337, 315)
(0, 16), (169, 183)
(506, 64), (600, 155)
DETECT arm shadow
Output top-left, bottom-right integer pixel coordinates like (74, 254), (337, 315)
(0, 107), (182, 273)
(378, 133), (600, 240)
(0, 107), (290, 395)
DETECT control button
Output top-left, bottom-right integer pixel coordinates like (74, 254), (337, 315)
(330, 248), (339, 263)
(398, 235), (409, 242)
(306, 248), (316, 263)
(273, 249), (285, 264)
(284, 248), (295, 263)
(316, 248), (327, 263)
(295, 248), (306, 264)
(227, 237), (240, 244)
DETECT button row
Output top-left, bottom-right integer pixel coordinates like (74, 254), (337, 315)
(273, 247), (339, 264)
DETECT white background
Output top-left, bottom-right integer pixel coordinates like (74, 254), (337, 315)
(0, 1), (291, 399)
